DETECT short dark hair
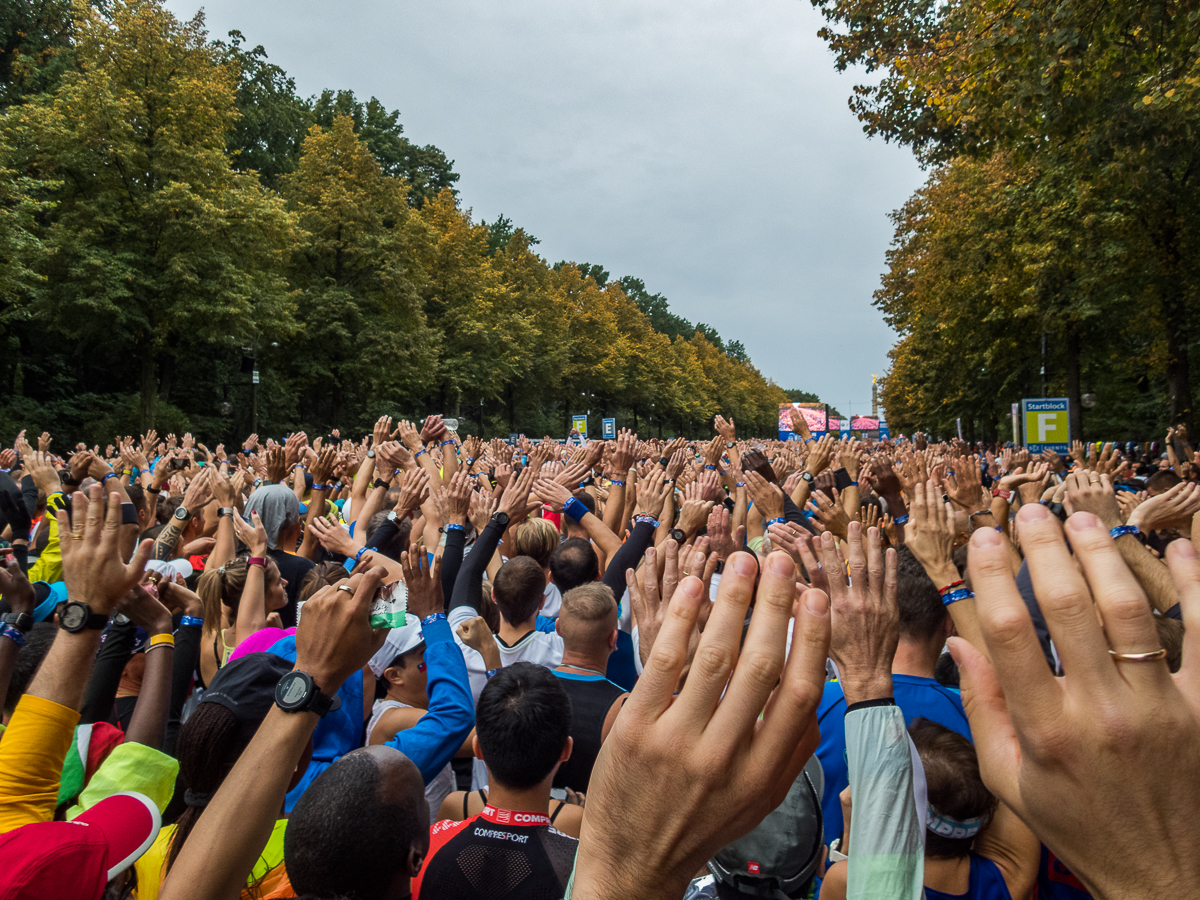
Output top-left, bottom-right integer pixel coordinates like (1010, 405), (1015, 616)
(4, 623), (57, 714)
(1147, 470), (1182, 494)
(286, 751), (425, 899)
(476, 662), (571, 789)
(365, 511), (412, 559)
(909, 718), (995, 858)
(549, 538), (598, 593)
(570, 491), (595, 515)
(897, 573), (948, 643)
(493, 556), (546, 625)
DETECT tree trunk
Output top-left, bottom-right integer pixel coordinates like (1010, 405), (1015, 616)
(1065, 325), (1083, 443)
(1165, 291), (1193, 432)
(139, 352), (157, 431)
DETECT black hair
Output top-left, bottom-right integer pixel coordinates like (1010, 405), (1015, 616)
(493, 556), (546, 625)
(286, 752), (425, 900)
(168, 703), (242, 870)
(897, 573), (948, 643)
(570, 491), (595, 515)
(4, 622), (57, 714)
(476, 662), (571, 789)
(549, 538), (598, 594)
(372, 643), (426, 700)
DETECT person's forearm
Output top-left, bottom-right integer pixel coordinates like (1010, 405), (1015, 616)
(348, 456), (375, 524)
(843, 485), (861, 523)
(124, 640), (172, 750)
(440, 529), (466, 611)
(450, 519), (504, 613)
(29, 630), (104, 712)
(0, 634), (21, 720)
(654, 495), (673, 547)
(165, 618), (203, 757)
(442, 442), (458, 481)
(208, 516), (236, 571)
(845, 702), (925, 900)
(354, 485), (388, 535)
(602, 479), (627, 538)
(297, 487), (327, 560)
(1115, 535), (1178, 613)
(579, 512), (622, 559)
(921, 560), (988, 659)
(159, 705), (317, 900)
(234, 565), (267, 646)
(601, 521), (655, 597)
(80, 621), (136, 724)
(152, 518), (186, 561)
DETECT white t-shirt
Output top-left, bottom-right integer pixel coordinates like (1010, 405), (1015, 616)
(540, 582), (562, 618)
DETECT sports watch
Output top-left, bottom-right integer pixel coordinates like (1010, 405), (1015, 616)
(367, 449), (376, 459)
(59, 601), (109, 634)
(0, 611), (33, 633)
(274, 671), (342, 718)
(669, 528), (687, 543)
(492, 511), (511, 528)
(218, 507), (235, 519)
(173, 505), (190, 522)
(800, 472), (816, 484)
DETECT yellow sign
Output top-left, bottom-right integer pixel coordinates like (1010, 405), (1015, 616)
(1021, 398), (1070, 451)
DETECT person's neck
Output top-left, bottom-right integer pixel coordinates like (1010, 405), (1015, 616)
(558, 648), (609, 674)
(387, 685), (427, 710)
(891, 638), (940, 679)
(485, 777), (553, 816)
(498, 616), (536, 646)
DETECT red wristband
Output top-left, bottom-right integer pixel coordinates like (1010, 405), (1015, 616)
(992, 488), (1012, 500)
(247, 557), (267, 568)
(938, 580), (964, 597)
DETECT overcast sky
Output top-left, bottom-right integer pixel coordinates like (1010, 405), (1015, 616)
(166, 0), (925, 419)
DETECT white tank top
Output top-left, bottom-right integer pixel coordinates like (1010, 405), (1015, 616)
(367, 698), (458, 821)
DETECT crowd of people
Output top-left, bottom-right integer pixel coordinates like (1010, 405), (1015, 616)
(0, 408), (1197, 900)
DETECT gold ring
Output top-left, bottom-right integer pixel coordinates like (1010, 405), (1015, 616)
(70, 534), (85, 541)
(1108, 648), (1167, 662)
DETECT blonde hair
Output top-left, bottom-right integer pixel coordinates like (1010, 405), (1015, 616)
(513, 517), (559, 569)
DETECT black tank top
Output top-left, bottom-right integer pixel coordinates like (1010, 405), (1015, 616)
(552, 670), (626, 791)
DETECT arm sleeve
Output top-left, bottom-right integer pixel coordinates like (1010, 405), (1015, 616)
(164, 617), (203, 758)
(386, 618), (475, 783)
(0, 694), (80, 833)
(449, 519), (504, 615)
(80, 621), (137, 725)
(20, 475), (37, 518)
(844, 700), (926, 900)
(600, 520), (655, 597)
(783, 495), (817, 533)
(364, 519), (400, 551)
(441, 528), (467, 611)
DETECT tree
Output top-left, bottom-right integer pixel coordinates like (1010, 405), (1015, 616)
(4, 0), (297, 429)
(281, 115), (436, 428)
(312, 90), (459, 207)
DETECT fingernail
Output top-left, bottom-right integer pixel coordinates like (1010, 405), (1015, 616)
(678, 576), (703, 598)
(733, 552), (757, 577)
(946, 637), (963, 666)
(1018, 502), (1049, 521)
(805, 590), (828, 616)
(769, 551), (793, 577)
(1066, 511), (1099, 532)
(1174, 540), (1197, 559)
(971, 526), (1001, 547)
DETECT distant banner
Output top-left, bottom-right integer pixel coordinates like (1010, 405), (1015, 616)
(850, 416), (879, 431)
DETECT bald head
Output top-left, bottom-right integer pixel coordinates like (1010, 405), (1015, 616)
(558, 583), (618, 652)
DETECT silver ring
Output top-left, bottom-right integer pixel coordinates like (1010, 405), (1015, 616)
(336, 585), (354, 594)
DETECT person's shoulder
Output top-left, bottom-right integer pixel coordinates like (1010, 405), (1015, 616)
(428, 814), (475, 849)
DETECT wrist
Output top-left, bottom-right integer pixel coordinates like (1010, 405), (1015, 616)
(840, 672), (894, 706)
(147, 616), (174, 636)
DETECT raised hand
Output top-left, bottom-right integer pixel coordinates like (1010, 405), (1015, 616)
(395, 469), (431, 517)
(231, 509), (270, 556)
(309, 517), (361, 558)
(806, 489), (850, 540)
(400, 549), (443, 619)
(58, 485), (153, 615)
(745, 470), (785, 521)
(294, 567), (389, 695)
(1127, 481), (1200, 532)
(634, 466), (671, 519)
(497, 465), (535, 520)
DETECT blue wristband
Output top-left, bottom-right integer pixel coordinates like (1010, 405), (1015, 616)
(486, 668), (501, 679)
(804, 437), (815, 444)
(414, 449), (427, 459)
(1110, 525), (1141, 540)
(445, 523), (465, 533)
(101, 472), (118, 484)
(942, 588), (974, 606)
(562, 496), (588, 523)
(766, 517), (787, 527)
(441, 439), (456, 446)
(704, 465), (717, 471)
(312, 483), (329, 492)
(343, 546), (369, 573)
(179, 615), (204, 628)
(0, 625), (25, 648)
(893, 514), (910, 525)
(609, 479), (626, 486)
(633, 514), (660, 529)
(422, 612), (447, 627)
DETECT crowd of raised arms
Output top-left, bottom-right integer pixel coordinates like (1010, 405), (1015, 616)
(0, 408), (1197, 900)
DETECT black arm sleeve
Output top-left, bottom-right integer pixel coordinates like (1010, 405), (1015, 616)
(783, 495), (817, 534)
(80, 621), (137, 725)
(601, 520), (656, 597)
(449, 519), (505, 615)
(441, 528), (467, 612)
(164, 617), (202, 757)
(19, 475), (37, 518)
(364, 518), (399, 551)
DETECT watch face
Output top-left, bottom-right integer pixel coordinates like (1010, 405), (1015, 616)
(61, 604), (86, 630)
(367, 449), (376, 458)
(494, 511), (510, 527)
(173, 506), (189, 520)
(278, 673), (309, 708)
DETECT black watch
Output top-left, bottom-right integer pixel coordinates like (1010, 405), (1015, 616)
(59, 601), (109, 633)
(669, 527), (686, 543)
(1, 611), (33, 633)
(800, 471), (815, 484)
(367, 449), (376, 459)
(275, 671), (342, 718)
(492, 511), (511, 528)
(173, 505), (191, 522)
(726, 441), (736, 449)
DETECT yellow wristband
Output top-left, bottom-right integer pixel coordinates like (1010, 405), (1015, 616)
(149, 633), (175, 648)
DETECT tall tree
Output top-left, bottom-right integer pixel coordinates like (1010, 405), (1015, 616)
(4, 0), (297, 429)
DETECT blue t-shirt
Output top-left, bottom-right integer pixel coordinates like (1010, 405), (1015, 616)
(1038, 845), (1094, 900)
(925, 854), (1011, 900)
(815, 674), (971, 845)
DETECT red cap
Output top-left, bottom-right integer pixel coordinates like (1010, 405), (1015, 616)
(0, 791), (161, 899)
